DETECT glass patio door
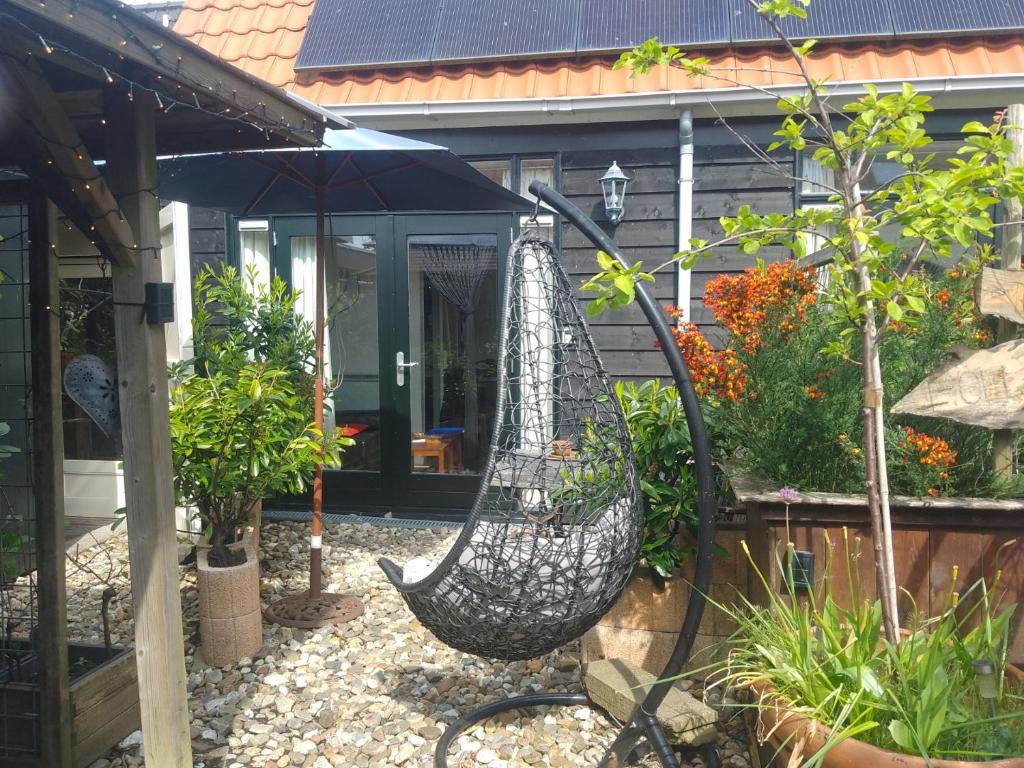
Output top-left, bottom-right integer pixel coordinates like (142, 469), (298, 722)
(274, 215), (393, 502)
(272, 213), (511, 514)
(392, 215), (512, 511)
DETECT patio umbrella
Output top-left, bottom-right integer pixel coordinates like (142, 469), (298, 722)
(160, 128), (531, 628)
(159, 127), (530, 215)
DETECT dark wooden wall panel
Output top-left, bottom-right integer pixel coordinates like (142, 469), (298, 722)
(186, 206), (229, 280)
(689, 150), (795, 340)
(561, 142), (679, 380)
(560, 140), (793, 380)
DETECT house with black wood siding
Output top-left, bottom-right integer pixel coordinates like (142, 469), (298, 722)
(167, 0), (1024, 516)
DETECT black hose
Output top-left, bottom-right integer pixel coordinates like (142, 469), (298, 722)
(528, 181), (718, 763)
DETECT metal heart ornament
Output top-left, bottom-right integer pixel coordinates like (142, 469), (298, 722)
(63, 354), (121, 440)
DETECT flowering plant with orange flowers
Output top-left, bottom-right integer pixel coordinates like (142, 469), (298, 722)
(664, 260), (817, 403)
(688, 261), (1020, 502)
(889, 426), (957, 498)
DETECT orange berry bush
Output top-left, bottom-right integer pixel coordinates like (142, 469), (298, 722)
(666, 258), (1015, 498)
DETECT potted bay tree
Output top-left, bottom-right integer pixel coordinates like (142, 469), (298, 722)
(170, 266), (346, 665)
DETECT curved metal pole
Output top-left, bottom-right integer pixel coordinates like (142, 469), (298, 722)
(432, 184), (719, 768)
(435, 694), (589, 768)
(529, 181), (718, 766)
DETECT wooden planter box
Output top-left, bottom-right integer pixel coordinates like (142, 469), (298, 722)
(733, 475), (1024, 663)
(582, 522), (745, 678)
(0, 642), (140, 767)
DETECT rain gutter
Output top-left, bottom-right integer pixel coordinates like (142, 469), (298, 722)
(325, 74), (1024, 125)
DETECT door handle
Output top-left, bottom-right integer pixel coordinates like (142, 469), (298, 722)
(396, 351), (419, 387)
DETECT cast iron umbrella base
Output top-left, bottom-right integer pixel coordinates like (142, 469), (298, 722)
(264, 592), (364, 630)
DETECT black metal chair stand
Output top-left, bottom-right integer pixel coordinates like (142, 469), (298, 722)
(429, 182), (720, 768)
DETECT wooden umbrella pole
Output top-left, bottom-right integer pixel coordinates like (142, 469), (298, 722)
(264, 153), (364, 629)
(310, 156), (326, 597)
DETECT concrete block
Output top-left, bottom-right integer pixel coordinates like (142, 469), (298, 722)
(583, 658), (718, 746)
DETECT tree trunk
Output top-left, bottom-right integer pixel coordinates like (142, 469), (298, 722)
(845, 167), (900, 645)
(208, 523), (246, 568)
(855, 272), (900, 646)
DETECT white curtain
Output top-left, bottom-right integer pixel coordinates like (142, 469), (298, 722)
(291, 236), (335, 434)
(520, 242), (555, 451)
(240, 230), (271, 291)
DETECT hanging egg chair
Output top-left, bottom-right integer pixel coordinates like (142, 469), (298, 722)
(378, 230), (644, 661)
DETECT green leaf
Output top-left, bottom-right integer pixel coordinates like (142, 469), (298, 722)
(888, 720), (916, 751)
(886, 300), (903, 321)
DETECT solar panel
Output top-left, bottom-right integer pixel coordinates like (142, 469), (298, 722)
(295, 0), (442, 70)
(432, 0), (578, 62)
(729, 0), (896, 42)
(889, 0), (1024, 35)
(295, 0), (1024, 72)
(576, 0), (730, 52)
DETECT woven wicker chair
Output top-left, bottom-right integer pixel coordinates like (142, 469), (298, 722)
(379, 231), (643, 661)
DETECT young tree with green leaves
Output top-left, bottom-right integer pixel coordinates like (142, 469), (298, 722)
(171, 266), (350, 567)
(591, 0), (1024, 643)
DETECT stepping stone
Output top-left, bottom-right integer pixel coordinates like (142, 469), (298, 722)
(583, 658), (718, 746)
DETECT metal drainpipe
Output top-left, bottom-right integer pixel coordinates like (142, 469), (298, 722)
(677, 110), (694, 322)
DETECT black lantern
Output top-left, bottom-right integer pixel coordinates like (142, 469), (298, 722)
(599, 161), (629, 225)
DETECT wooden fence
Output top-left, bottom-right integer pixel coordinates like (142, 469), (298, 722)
(732, 476), (1024, 662)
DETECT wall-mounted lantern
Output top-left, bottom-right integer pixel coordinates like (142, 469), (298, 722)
(599, 161), (629, 225)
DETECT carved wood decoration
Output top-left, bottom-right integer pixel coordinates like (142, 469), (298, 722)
(891, 340), (1024, 429)
(977, 266), (1024, 325)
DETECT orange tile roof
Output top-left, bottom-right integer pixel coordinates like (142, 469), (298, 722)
(174, 0), (1024, 107)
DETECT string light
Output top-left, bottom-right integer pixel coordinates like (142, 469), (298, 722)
(0, 11), (320, 144)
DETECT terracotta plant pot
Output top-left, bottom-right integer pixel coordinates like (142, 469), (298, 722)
(196, 531), (262, 666)
(753, 677), (1024, 768)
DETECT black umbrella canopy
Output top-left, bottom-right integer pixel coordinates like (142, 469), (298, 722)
(158, 127), (531, 215)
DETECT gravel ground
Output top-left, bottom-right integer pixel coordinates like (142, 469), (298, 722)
(60, 520), (751, 768)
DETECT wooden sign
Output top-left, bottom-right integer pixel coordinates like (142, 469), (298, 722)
(891, 340), (1024, 429)
(977, 267), (1024, 325)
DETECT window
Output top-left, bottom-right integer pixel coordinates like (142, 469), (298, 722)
(238, 219), (271, 290)
(469, 156), (557, 240)
(797, 140), (966, 274)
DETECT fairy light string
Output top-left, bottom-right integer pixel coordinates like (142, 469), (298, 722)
(0, 2), (336, 261)
(0, 7), (326, 145)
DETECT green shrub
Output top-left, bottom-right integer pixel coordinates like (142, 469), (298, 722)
(616, 379), (698, 585)
(706, 266), (1024, 498)
(170, 265), (349, 567)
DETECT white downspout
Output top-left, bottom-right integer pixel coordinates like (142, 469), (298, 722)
(677, 110), (694, 322)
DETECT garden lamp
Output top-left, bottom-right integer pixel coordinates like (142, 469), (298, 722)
(600, 161), (629, 225)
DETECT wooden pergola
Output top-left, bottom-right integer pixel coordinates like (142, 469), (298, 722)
(0, 1), (346, 765)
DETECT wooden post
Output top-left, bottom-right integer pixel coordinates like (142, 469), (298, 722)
(104, 89), (193, 768)
(29, 196), (73, 768)
(993, 103), (1024, 478)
